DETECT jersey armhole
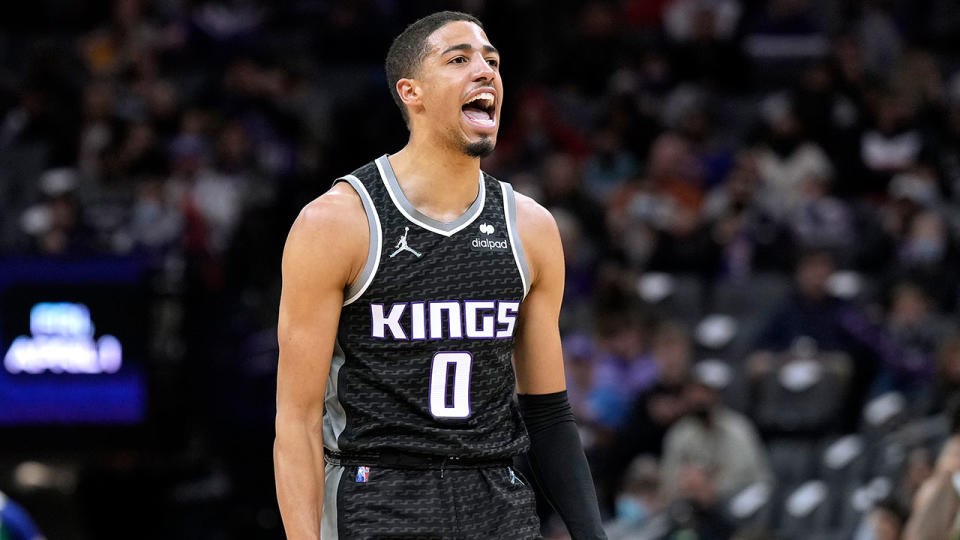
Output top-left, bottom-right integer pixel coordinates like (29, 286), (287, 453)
(335, 175), (382, 306)
(500, 181), (532, 300)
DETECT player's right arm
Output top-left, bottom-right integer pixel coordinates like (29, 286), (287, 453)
(274, 182), (368, 540)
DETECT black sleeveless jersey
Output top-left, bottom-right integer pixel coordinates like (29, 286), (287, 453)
(322, 155), (532, 459)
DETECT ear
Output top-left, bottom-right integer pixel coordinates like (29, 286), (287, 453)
(396, 78), (423, 113)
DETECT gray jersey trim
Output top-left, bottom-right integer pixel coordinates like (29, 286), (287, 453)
(320, 463), (344, 540)
(322, 340), (348, 450)
(336, 175), (382, 306)
(501, 181), (531, 299)
(375, 154), (485, 237)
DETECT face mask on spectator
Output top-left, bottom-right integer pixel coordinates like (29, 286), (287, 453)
(615, 496), (650, 524)
(905, 238), (944, 263)
(134, 200), (162, 223)
(691, 404), (712, 424)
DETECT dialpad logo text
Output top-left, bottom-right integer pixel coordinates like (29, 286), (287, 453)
(470, 237), (509, 253)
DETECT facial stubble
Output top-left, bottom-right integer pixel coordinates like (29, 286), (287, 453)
(441, 108), (496, 158)
(464, 136), (495, 158)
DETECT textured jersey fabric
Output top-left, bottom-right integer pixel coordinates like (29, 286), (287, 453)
(328, 462), (540, 540)
(323, 154), (531, 461)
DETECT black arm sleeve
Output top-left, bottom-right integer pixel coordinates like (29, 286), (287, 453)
(518, 391), (607, 540)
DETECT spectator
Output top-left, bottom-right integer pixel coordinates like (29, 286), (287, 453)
(791, 62), (861, 158)
(664, 0), (744, 89)
(610, 132), (704, 228)
(704, 151), (792, 276)
(786, 170), (856, 252)
(77, 79), (118, 181)
(903, 401), (960, 540)
(753, 94), (834, 219)
(854, 497), (909, 540)
(79, 0), (163, 77)
(608, 132), (714, 274)
(664, 0), (741, 44)
(553, 208), (597, 331)
(604, 456), (670, 540)
(753, 249), (854, 353)
(901, 447), (936, 508)
(589, 314), (655, 430)
(887, 283), (952, 359)
(661, 85), (734, 190)
(564, 333), (602, 429)
(583, 128), (639, 203)
(19, 168), (95, 255)
(903, 471), (959, 540)
(659, 364), (772, 500)
(861, 93), (926, 191)
(599, 321), (694, 509)
(128, 175), (184, 253)
(664, 462), (736, 540)
(855, 0), (903, 81)
(539, 152), (609, 248)
(890, 210), (960, 311)
(883, 171), (940, 241)
(615, 321), (694, 458)
(931, 335), (960, 415)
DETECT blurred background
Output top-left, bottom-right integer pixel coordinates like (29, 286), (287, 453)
(2, 0), (960, 538)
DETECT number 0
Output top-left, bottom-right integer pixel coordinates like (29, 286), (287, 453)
(429, 352), (472, 419)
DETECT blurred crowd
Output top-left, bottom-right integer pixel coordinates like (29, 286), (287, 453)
(4, 0), (960, 538)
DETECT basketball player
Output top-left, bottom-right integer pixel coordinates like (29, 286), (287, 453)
(274, 11), (605, 540)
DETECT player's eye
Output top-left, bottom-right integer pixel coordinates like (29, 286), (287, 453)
(449, 56), (467, 64)
(486, 58), (499, 68)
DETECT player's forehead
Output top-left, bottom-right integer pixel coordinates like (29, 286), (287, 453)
(425, 20), (496, 58)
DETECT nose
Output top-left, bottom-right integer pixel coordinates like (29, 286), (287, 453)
(471, 53), (495, 82)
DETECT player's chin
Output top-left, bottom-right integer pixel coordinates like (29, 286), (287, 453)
(463, 137), (496, 159)
(460, 120), (497, 157)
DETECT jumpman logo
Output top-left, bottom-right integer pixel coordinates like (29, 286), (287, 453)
(390, 227), (422, 258)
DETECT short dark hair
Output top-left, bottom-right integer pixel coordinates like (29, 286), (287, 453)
(385, 11), (483, 127)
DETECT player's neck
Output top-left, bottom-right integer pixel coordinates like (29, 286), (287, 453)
(388, 142), (482, 223)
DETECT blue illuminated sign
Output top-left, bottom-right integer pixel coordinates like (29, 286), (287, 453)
(4, 302), (123, 375)
(0, 257), (147, 426)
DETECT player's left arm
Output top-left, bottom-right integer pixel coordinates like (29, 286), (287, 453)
(513, 193), (607, 540)
(513, 192), (566, 395)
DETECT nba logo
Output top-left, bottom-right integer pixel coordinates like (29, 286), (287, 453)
(508, 467), (523, 486)
(356, 466), (370, 483)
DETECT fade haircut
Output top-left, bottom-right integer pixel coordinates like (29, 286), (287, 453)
(385, 11), (483, 127)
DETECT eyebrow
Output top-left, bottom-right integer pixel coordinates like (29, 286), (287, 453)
(440, 43), (499, 56)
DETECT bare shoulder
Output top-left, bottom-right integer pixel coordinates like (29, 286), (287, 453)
(514, 191), (558, 234)
(513, 190), (562, 284)
(283, 181), (369, 287)
(293, 182), (365, 232)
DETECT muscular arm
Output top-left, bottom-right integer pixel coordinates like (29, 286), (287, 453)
(274, 183), (367, 539)
(513, 193), (606, 540)
(513, 193), (567, 395)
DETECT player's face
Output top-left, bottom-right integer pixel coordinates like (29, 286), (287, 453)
(419, 21), (502, 158)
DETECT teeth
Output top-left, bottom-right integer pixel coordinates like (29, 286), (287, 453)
(467, 92), (495, 108)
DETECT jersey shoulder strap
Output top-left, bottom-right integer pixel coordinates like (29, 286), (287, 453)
(334, 160), (384, 305)
(495, 178), (532, 299)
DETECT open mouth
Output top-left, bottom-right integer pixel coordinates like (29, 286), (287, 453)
(461, 92), (496, 129)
